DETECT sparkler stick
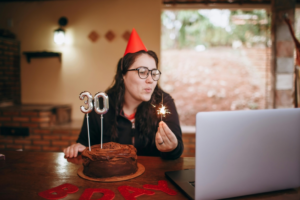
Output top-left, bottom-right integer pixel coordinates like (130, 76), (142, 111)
(79, 91), (93, 151)
(94, 92), (109, 149)
(86, 114), (91, 151)
(161, 93), (163, 121)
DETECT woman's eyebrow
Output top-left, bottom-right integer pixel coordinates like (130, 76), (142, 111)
(138, 66), (157, 69)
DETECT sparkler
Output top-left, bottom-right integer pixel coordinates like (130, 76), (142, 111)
(157, 93), (170, 121)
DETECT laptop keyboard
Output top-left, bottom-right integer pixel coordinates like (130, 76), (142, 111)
(189, 181), (195, 187)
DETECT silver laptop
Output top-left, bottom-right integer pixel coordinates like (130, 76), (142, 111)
(166, 108), (300, 200)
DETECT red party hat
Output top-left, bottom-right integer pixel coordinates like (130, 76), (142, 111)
(124, 28), (147, 56)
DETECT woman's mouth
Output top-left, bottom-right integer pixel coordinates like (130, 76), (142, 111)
(144, 88), (152, 93)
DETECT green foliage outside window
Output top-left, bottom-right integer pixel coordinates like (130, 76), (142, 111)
(161, 9), (271, 50)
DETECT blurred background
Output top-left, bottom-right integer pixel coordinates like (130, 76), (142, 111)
(0, 0), (299, 156)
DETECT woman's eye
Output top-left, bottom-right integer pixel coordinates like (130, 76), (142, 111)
(139, 69), (147, 74)
(153, 74), (159, 79)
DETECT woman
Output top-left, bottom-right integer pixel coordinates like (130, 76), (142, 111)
(64, 29), (183, 159)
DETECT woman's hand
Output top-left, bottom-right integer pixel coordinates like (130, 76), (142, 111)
(63, 143), (86, 158)
(155, 121), (178, 152)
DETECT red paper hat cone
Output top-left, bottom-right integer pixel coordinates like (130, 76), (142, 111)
(124, 28), (147, 56)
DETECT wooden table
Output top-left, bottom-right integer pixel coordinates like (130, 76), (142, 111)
(0, 151), (299, 200)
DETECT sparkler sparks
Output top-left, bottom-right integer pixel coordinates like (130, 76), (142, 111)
(156, 93), (171, 121)
(157, 105), (170, 121)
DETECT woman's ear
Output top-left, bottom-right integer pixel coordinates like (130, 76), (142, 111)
(122, 75), (126, 82)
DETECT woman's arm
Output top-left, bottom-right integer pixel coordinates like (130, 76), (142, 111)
(156, 93), (184, 159)
(64, 109), (101, 158)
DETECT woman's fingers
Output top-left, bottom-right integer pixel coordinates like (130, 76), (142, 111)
(72, 144), (77, 158)
(66, 146), (71, 157)
(156, 131), (164, 144)
(159, 122), (171, 144)
(74, 145), (79, 157)
(64, 143), (86, 158)
(156, 122), (178, 152)
(71, 144), (79, 158)
(161, 122), (177, 143)
(70, 145), (75, 158)
(78, 144), (86, 152)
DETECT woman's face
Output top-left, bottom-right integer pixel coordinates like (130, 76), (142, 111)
(123, 53), (158, 104)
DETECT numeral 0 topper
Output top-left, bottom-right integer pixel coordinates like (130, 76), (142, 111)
(94, 92), (109, 149)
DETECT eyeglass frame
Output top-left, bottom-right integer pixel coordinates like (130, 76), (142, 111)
(126, 66), (162, 81)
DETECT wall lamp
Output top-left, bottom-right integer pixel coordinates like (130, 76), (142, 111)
(54, 17), (68, 45)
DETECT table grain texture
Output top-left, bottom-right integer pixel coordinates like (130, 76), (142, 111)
(0, 151), (299, 200)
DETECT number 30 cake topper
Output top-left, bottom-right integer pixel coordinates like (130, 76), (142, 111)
(79, 91), (109, 150)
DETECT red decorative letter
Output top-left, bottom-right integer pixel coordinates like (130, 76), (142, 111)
(143, 180), (177, 195)
(79, 188), (115, 200)
(38, 183), (79, 199)
(118, 185), (155, 200)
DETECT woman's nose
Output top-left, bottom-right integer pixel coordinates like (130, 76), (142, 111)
(146, 73), (153, 83)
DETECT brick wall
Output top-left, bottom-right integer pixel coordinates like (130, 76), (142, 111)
(0, 109), (77, 151)
(271, 1), (295, 108)
(0, 37), (20, 105)
(0, 127), (79, 152)
(0, 110), (55, 128)
(182, 134), (195, 157)
(0, 105), (76, 152)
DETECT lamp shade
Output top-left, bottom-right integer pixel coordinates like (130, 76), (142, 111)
(54, 28), (65, 45)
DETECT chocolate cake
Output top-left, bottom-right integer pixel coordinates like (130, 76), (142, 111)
(81, 142), (138, 178)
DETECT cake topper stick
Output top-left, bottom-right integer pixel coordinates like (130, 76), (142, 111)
(94, 92), (109, 149)
(79, 91), (93, 151)
(157, 93), (170, 122)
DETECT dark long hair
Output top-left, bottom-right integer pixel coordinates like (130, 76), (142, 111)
(105, 50), (163, 146)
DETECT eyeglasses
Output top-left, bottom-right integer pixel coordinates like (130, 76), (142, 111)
(127, 67), (161, 81)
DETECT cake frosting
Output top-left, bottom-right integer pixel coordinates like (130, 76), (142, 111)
(81, 142), (138, 178)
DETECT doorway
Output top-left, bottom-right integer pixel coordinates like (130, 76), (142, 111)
(160, 9), (272, 127)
